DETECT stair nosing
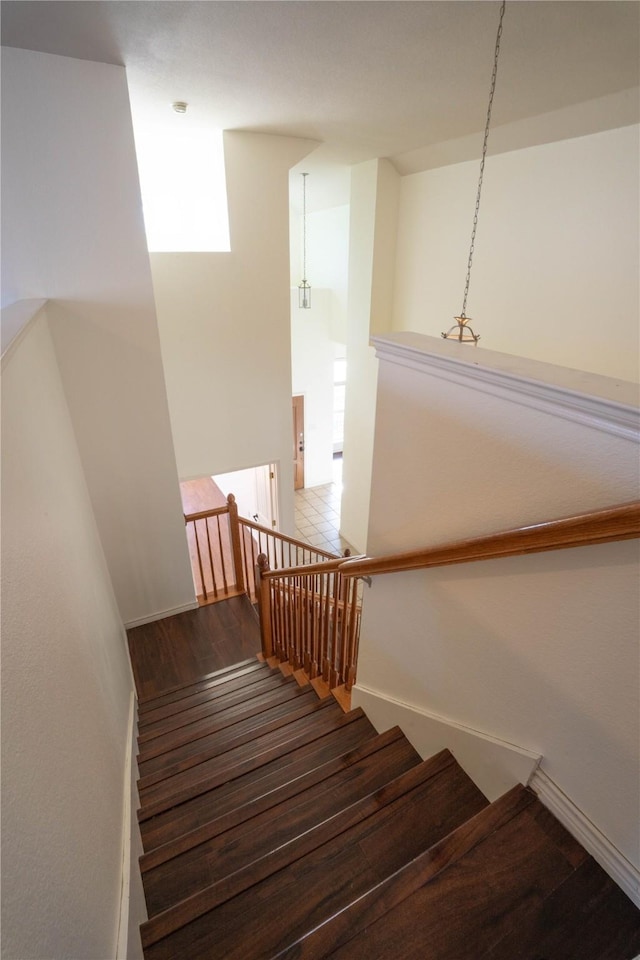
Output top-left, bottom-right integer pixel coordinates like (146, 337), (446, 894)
(268, 783), (535, 960)
(138, 663), (277, 729)
(137, 679), (312, 763)
(139, 749), (457, 948)
(137, 662), (272, 722)
(137, 686), (321, 791)
(137, 657), (260, 706)
(137, 705), (366, 822)
(137, 672), (295, 744)
(140, 726), (409, 872)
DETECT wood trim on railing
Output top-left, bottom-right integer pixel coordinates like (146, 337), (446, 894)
(238, 517), (337, 560)
(183, 505), (231, 523)
(339, 501), (640, 579)
(260, 556), (360, 581)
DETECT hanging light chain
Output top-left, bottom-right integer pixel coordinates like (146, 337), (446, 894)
(301, 172), (308, 283)
(460, 0), (506, 319)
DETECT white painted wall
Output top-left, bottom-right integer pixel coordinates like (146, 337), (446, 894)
(291, 288), (336, 487)
(1, 308), (138, 959)
(341, 159), (400, 552)
(355, 332), (640, 881)
(290, 204), (351, 343)
(1, 47), (195, 626)
(393, 125), (640, 383)
(151, 132), (315, 536)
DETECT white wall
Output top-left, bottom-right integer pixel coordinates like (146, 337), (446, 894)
(341, 159), (400, 552)
(151, 132), (315, 536)
(290, 204), (351, 343)
(356, 333), (639, 881)
(1, 308), (137, 959)
(393, 125), (640, 383)
(1, 47), (195, 626)
(291, 288), (336, 487)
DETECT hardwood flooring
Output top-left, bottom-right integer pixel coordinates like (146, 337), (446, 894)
(127, 596), (262, 701)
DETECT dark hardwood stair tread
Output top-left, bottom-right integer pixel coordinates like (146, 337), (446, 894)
(138, 663), (277, 727)
(137, 657), (260, 708)
(141, 751), (489, 954)
(480, 854), (640, 960)
(138, 700), (360, 820)
(138, 690), (331, 794)
(322, 794), (590, 960)
(139, 714), (379, 851)
(137, 682), (316, 774)
(140, 727), (413, 871)
(142, 732), (424, 915)
(271, 784), (535, 960)
(138, 672), (293, 744)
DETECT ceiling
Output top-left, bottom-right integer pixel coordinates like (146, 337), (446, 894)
(2, 0), (638, 201)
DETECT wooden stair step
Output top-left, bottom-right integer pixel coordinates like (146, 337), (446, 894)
(138, 663), (275, 727)
(137, 657), (260, 708)
(138, 688), (327, 793)
(140, 727), (412, 870)
(270, 784), (535, 960)
(481, 854), (640, 960)
(142, 730), (424, 916)
(317, 790), (599, 960)
(137, 699), (352, 821)
(137, 672), (292, 744)
(137, 679), (314, 768)
(139, 712), (378, 852)
(141, 750), (489, 957)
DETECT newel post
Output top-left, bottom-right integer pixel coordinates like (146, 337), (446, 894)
(255, 553), (273, 659)
(226, 494), (245, 594)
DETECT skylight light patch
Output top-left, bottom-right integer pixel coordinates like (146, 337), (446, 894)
(134, 125), (230, 252)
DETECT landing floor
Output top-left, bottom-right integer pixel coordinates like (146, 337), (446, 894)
(127, 595), (261, 701)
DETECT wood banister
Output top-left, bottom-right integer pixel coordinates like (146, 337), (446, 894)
(260, 555), (364, 581)
(339, 500), (640, 579)
(184, 505), (230, 523)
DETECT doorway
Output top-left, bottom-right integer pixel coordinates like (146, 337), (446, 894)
(213, 463), (279, 529)
(292, 395), (305, 490)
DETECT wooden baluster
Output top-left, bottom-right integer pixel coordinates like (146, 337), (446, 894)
(249, 532), (257, 603)
(308, 573), (318, 678)
(227, 494), (245, 594)
(255, 554), (273, 659)
(192, 520), (208, 602)
(212, 515), (227, 594)
(346, 587), (361, 691)
(328, 570), (343, 687)
(205, 517), (219, 598)
(241, 525), (251, 600)
(338, 573), (350, 685)
(301, 575), (308, 670)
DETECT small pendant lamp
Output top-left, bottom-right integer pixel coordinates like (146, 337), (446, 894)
(298, 172), (311, 309)
(442, 0), (507, 344)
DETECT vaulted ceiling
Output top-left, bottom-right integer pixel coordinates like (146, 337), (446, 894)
(2, 0), (638, 197)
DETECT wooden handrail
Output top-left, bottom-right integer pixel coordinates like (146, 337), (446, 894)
(260, 555), (363, 581)
(238, 517), (337, 560)
(184, 505), (231, 523)
(339, 500), (640, 579)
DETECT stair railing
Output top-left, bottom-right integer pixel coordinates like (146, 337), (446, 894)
(184, 494), (340, 605)
(338, 500), (640, 580)
(255, 555), (364, 691)
(253, 499), (639, 693)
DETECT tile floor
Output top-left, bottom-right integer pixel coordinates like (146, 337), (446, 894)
(294, 456), (356, 557)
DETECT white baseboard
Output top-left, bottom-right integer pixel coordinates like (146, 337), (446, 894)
(124, 600), (199, 630)
(351, 683), (541, 802)
(116, 692), (136, 959)
(530, 768), (640, 908)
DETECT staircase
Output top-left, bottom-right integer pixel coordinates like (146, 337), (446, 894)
(136, 657), (640, 960)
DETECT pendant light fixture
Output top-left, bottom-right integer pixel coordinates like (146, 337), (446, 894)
(298, 172), (311, 309)
(442, 0), (507, 344)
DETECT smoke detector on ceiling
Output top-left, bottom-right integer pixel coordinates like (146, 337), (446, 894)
(172, 101), (188, 114)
